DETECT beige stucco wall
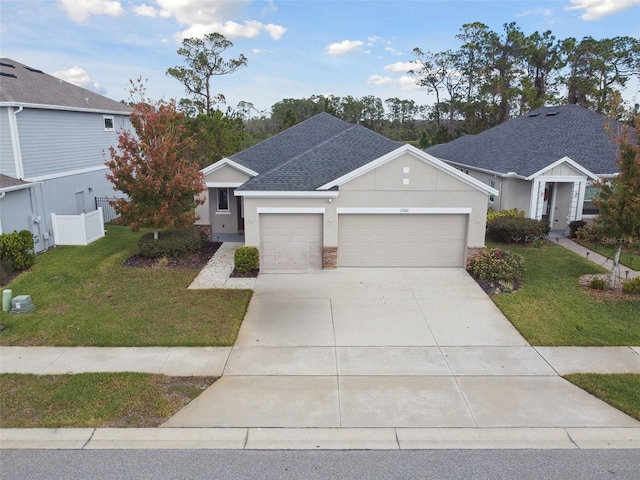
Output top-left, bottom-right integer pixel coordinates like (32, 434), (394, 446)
(459, 168), (502, 210)
(242, 152), (490, 249)
(500, 177), (532, 215)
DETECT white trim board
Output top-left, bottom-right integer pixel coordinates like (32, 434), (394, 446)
(206, 182), (244, 188)
(201, 158), (258, 177)
(236, 191), (339, 198)
(257, 207), (326, 214)
(526, 156), (599, 181)
(25, 165), (108, 182)
(337, 207), (472, 214)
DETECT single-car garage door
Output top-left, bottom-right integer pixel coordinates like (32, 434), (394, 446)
(260, 214), (323, 271)
(338, 214), (467, 267)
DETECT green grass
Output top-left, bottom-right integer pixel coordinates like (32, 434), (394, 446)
(0, 373), (216, 428)
(0, 226), (252, 346)
(575, 240), (640, 271)
(489, 242), (640, 346)
(564, 374), (640, 422)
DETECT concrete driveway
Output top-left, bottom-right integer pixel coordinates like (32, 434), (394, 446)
(163, 268), (639, 429)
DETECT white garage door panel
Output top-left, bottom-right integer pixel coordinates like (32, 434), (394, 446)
(260, 214), (323, 271)
(339, 214), (467, 267)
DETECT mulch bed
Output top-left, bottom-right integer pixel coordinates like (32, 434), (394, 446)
(229, 268), (259, 278)
(578, 273), (640, 300)
(123, 242), (222, 269)
(472, 277), (521, 296)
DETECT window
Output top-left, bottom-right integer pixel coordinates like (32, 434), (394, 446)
(217, 188), (229, 212)
(489, 179), (496, 203)
(103, 115), (115, 131)
(582, 184), (600, 215)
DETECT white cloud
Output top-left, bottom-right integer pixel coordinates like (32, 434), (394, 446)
(133, 3), (161, 17)
(367, 74), (394, 86)
(398, 75), (421, 91)
(58, 0), (123, 22)
(145, 0), (285, 40)
(384, 46), (403, 56)
(51, 67), (107, 94)
(327, 40), (364, 55)
(384, 61), (415, 73)
(566, 0), (640, 20)
(264, 23), (286, 40)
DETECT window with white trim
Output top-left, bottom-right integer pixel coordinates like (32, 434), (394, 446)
(103, 115), (115, 131)
(582, 184), (600, 215)
(489, 179), (496, 203)
(217, 188), (230, 212)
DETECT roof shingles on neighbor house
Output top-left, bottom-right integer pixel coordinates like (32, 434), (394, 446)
(234, 113), (402, 191)
(427, 105), (620, 177)
(0, 58), (130, 113)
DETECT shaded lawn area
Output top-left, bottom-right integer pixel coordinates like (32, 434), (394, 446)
(0, 226), (252, 346)
(575, 240), (640, 271)
(489, 242), (640, 346)
(0, 373), (216, 428)
(564, 374), (640, 422)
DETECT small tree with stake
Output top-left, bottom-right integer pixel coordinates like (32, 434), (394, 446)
(106, 79), (205, 241)
(593, 114), (640, 288)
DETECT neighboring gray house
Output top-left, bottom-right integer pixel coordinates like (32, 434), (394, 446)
(197, 113), (497, 272)
(0, 58), (132, 252)
(427, 105), (621, 232)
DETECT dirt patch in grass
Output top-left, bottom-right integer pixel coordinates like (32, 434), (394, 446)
(0, 373), (217, 428)
(123, 241), (222, 269)
(470, 277), (521, 296)
(230, 268), (259, 278)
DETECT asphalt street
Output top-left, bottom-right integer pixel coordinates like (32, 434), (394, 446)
(2, 449), (640, 480)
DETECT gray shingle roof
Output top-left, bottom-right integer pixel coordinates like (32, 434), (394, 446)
(426, 105), (621, 177)
(0, 174), (33, 191)
(235, 113), (402, 191)
(0, 58), (131, 114)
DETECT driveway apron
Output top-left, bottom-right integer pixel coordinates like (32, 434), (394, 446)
(162, 268), (639, 429)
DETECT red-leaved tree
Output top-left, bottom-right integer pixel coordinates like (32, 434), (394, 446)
(106, 83), (205, 239)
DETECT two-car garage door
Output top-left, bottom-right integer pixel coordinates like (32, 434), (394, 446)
(259, 213), (468, 271)
(338, 214), (467, 267)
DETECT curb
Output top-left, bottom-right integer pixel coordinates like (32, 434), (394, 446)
(2, 427), (640, 450)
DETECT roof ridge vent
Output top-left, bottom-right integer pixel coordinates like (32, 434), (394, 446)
(545, 111), (559, 116)
(0, 62), (15, 68)
(25, 66), (44, 74)
(528, 113), (540, 117)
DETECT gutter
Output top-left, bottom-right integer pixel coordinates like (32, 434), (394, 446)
(435, 158), (528, 180)
(0, 101), (131, 116)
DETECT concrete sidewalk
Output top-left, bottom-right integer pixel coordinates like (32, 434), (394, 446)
(554, 236), (640, 280)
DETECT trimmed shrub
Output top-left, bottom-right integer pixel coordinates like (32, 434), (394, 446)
(569, 220), (586, 238)
(138, 228), (204, 258)
(487, 216), (550, 244)
(0, 258), (15, 284)
(0, 230), (35, 270)
(486, 208), (525, 223)
(576, 223), (599, 243)
(590, 277), (609, 290)
(622, 277), (640, 294)
(234, 246), (259, 273)
(467, 248), (525, 282)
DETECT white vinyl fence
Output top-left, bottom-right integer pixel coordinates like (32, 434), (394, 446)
(51, 208), (105, 246)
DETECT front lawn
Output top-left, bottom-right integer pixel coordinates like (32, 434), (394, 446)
(0, 373), (216, 428)
(564, 374), (640, 422)
(0, 226), (252, 346)
(575, 240), (640, 271)
(489, 243), (640, 346)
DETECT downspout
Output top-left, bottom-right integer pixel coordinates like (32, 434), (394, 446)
(8, 106), (25, 179)
(0, 191), (5, 234)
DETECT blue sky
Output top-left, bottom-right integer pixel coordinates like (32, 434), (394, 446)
(1, 0), (639, 114)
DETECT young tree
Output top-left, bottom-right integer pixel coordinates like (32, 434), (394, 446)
(167, 33), (248, 115)
(106, 82), (205, 239)
(593, 114), (640, 287)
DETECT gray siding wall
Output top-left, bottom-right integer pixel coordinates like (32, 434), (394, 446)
(0, 108), (17, 177)
(0, 188), (34, 235)
(18, 109), (131, 179)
